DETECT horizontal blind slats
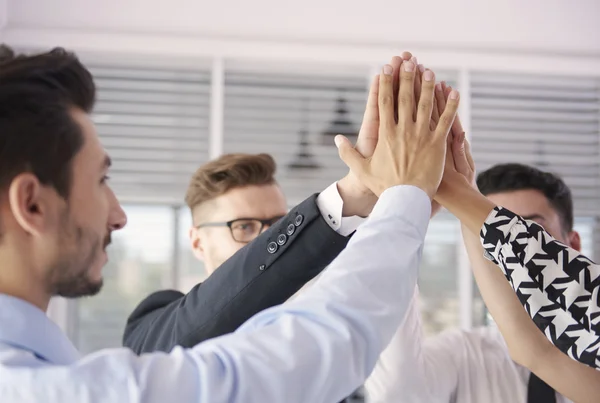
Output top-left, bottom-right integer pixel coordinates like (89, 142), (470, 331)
(91, 64), (211, 203)
(471, 71), (600, 216)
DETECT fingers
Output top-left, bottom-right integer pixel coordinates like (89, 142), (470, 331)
(378, 64), (396, 136)
(413, 61), (423, 121)
(452, 132), (470, 177)
(435, 83), (447, 116)
(398, 61), (416, 127)
(415, 69), (436, 131)
(442, 83), (465, 138)
(391, 53), (412, 123)
(435, 89), (460, 140)
(465, 137), (475, 172)
(390, 56), (402, 123)
(444, 133), (455, 172)
(355, 74), (380, 156)
(335, 135), (367, 176)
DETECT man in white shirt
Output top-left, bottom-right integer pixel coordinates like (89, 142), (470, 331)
(0, 47), (459, 402)
(365, 163), (580, 403)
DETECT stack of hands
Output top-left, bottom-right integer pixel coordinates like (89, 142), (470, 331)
(335, 51), (487, 230)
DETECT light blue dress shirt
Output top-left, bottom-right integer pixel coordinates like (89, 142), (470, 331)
(0, 185), (431, 403)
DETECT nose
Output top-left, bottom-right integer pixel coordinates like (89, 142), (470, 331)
(108, 189), (127, 231)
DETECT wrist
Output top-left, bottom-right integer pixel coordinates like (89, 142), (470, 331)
(337, 175), (378, 217)
(436, 181), (496, 235)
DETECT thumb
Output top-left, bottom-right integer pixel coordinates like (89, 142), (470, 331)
(335, 135), (368, 177)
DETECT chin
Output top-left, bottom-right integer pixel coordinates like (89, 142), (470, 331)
(56, 278), (103, 298)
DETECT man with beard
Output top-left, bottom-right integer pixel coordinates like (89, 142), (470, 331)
(0, 46), (460, 402)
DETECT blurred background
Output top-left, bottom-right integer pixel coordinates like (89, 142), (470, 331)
(1, 0), (599, 367)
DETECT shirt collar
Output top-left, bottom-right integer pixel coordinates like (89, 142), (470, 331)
(0, 293), (80, 365)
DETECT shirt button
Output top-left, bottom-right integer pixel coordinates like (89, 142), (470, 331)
(259, 264), (266, 271)
(286, 223), (296, 236)
(277, 234), (287, 246)
(294, 214), (304, 227)
(267, 242), (278, 254)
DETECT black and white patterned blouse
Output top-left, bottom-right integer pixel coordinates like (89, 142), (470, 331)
(480, 206), (600, 370)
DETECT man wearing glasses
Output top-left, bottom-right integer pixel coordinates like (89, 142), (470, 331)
(122, 152), (369, 355)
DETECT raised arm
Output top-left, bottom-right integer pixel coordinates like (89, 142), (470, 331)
(432, 86), (600, 401)
(123, 193), (351, 353)
(122, 55), (414, 354)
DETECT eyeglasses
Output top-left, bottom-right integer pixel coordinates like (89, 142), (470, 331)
(196, 216), (285, 243)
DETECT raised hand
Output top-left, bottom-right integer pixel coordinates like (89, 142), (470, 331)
(434, 83), (477, 201)
(335, 61), (460, 199)
(337, 52), (412, 217)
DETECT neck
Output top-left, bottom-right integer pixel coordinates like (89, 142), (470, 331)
(0, 244), (51, 311)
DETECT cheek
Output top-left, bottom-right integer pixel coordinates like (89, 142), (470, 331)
(208, 231), (245, 261)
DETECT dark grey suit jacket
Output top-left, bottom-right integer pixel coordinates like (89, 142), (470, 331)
(122, 193), (350, 353)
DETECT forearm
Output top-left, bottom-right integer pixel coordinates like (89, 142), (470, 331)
(477, 207), (600, 369)
(462, 226), (550, 367)
(435, 176), (496, 236)
(531, 344), (600, 403)
(465, 224), (600, 401)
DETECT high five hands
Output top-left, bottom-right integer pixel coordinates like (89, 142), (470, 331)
(335, 56), (460, 202)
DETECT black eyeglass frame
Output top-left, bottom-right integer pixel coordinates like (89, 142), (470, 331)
(195, 216), (285, 243)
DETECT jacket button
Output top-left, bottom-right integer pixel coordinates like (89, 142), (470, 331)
(267, 242), (278, 254)
(286, 223), (295, 236)
(294, 214), (304, 227)
(259, 264), (266, 271)
(277, 234), (287, 246)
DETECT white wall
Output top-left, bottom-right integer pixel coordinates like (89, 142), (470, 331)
(0, 0), (7, 33)
(2, 0), (600, 75)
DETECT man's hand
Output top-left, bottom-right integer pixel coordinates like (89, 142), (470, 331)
(337, 52), (412, 217)
(335, 61), (460, 199)
(412, 59), (445, 217)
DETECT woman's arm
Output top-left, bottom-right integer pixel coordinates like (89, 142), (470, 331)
(463, 224), (600, 403)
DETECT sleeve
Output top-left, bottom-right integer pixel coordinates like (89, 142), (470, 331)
(1, 186), (431, 403)
(364, 288), (460, 402)
(123, 193), (351, 354)
(316, 182), (367, 236)
(480, 206), (600, 369)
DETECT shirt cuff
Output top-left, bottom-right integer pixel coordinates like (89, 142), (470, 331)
(373, 185), (431, 239)
(316, 182), (368, 237)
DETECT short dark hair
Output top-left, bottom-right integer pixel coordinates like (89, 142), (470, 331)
(185, 153), (277, 217)
(0, 45), (95, 201)
(477, 163), (574, 232)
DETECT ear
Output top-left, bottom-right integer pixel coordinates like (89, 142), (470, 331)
(189, 227), (206, 262)
(566, 230), (581, 252)
(7, 173), (55, 237)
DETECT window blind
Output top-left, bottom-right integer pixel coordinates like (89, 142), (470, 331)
(90, 64), (212, 204)
(223, 69), (457, 205)
(470, 72), (600, 216)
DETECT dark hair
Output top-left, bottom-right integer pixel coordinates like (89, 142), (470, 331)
(477, 163), (574, 232)
(0, 45), (95, 201)
(185, 153), (277, 214)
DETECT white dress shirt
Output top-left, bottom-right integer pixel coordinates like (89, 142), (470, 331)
(0, 185), (430, 403)
(317, 182), (368, 236)
(365, 288), (571, 403)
